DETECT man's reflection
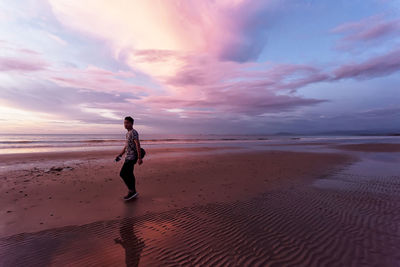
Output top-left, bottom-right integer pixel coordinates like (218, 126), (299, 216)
(114, 217), (145, 267)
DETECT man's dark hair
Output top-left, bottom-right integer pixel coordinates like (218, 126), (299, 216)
(124, 116), (134, 124)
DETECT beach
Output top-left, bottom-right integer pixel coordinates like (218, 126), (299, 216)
(1, 140), (400, 265)
(3, 0), (400, 265)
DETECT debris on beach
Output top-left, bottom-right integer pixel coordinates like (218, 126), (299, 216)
(44, 166), (74, 173)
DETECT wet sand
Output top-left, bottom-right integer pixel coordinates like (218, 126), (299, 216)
(1, 144), (400, 266)
(1, 147), (353, 236)
(334, 143), (400, 152)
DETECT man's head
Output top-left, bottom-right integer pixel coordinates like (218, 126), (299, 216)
(124, 116), (134, 130)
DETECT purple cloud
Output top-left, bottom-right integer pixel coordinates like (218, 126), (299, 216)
(358, 106), (400, 117)
(49, 65), (149, 94)
(0, 57), (47, 72)
(332, 48), (400, 80)
(0, 81), (138, 124)
(332, 14), (400, 50)
(128, 52), (329, 117)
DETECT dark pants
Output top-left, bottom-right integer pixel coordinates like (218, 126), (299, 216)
(119, 158), (138, 192)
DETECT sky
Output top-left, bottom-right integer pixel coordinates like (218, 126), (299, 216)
(0, 0), (399, 135)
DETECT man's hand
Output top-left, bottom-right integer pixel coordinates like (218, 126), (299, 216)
(115, 154), (122, 162)
(138, 158), (143, 165)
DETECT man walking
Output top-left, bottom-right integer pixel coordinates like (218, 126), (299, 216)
(117, 116), (143, 201)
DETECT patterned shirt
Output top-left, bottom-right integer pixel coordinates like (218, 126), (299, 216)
(125, 129), (139, 160)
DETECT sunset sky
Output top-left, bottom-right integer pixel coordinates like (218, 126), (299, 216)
(0, 0), (399, 134)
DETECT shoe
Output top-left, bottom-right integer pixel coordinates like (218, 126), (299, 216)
(124, 191), (138, 201)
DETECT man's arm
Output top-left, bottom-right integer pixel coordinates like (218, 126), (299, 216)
(118, 138), (128, 157)
(133, 130), (142, 164)
(134, 139), (141, 159)
(118, 144), (127, 157)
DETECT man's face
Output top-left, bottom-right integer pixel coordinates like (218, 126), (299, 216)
(124, 120), (133, 130)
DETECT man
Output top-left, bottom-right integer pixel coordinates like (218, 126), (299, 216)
(117, 116), (143, 201)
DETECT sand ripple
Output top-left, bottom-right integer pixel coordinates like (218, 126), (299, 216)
(1, 171), (400, 266)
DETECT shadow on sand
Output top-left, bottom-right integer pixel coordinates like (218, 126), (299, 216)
(114, 202), (145, 267)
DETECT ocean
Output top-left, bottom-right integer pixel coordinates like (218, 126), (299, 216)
(0, 133), (399, 155)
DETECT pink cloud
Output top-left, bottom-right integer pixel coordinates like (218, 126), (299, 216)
(0, 57), (47, 72)
(38, 45), (400, 119)
(47, 0), (330, 119)
(136, 57), (329, 117)
(164, 55), (329, 95)
(0, 43), (152, 95)
(49, 65), (150, 94)
(143, 88), (326, 117)
(5, 2), (398, 127)
(18, 48), (41, 55)
(48, 0), (280, 79)
(332, 48), (400, 80)
(332, 14), (400, 50)
(0, 41), (47, 72)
